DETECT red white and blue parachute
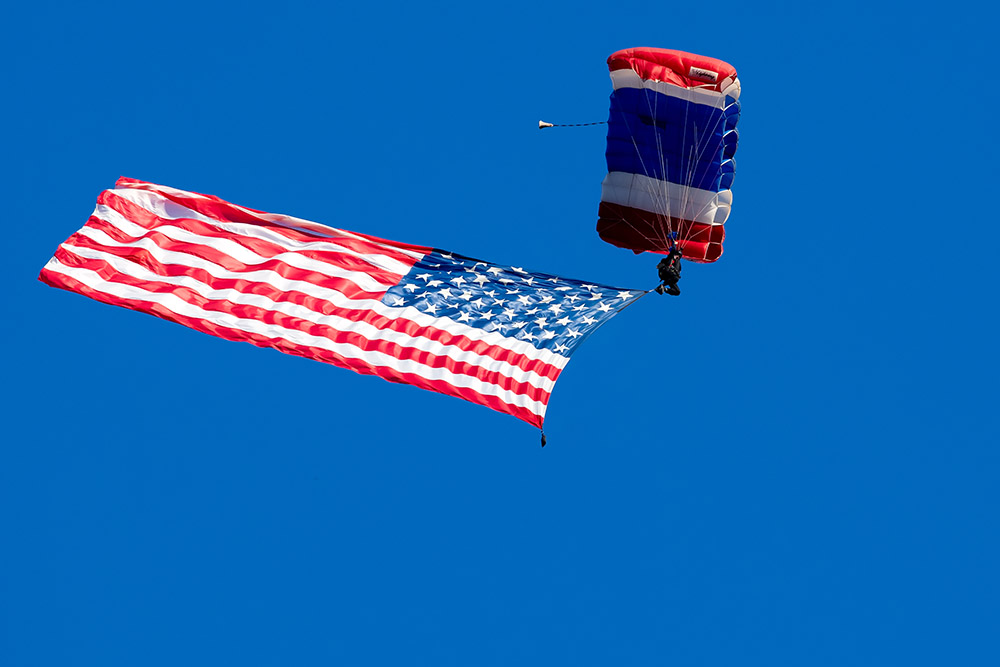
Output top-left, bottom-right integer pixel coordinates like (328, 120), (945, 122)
(597, 48), (741, 262)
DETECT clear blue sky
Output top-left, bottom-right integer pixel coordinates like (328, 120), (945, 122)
(2, 1), (998, 665)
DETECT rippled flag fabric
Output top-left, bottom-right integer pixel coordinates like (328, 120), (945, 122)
(39, 178), (643, 428)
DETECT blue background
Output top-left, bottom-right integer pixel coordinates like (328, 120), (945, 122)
(2, 1), (997, 664)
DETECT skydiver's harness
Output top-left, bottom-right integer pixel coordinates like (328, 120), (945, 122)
(654, 234), (682, 296)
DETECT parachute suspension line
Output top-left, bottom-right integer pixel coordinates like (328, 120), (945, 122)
(608, 73), (737, 258)
(651, 90), (677, 250)
(622, 100), (673, 252)
(641, 83), (684, 252)
(679, 94), (694, 250)
(632, 80), (734, 261)
(655, 83), (731, 263)
(655, 88), (677, 246)
(644, 84), (671, 246)
(680, 98), (736, 256)
(671, 90), (733, 260)
(538, 120), (607, 129)
(680, 91), (736, 251)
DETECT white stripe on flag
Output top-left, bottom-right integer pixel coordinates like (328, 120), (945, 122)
(109, 188), (418, 277)
(43, 257), (550, 417)
(55, 243), (558, 393)
(73, 216), (569, 371)
(90, 204), (397, 294)
(122, 180), (429, 258)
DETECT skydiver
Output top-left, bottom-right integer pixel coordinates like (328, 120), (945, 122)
(654, 245), (682, 296)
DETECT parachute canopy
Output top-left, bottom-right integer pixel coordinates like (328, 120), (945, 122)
(597, 48), (741, 262)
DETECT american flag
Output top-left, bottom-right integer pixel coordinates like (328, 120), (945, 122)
(39, 178), (644, 428)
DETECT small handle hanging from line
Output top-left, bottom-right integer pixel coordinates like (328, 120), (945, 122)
(538, 120), (607, 129)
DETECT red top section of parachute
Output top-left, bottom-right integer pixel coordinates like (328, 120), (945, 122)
(607, 48), (737, 91)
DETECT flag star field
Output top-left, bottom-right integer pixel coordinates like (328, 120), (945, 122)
(384, 251), (639, 353)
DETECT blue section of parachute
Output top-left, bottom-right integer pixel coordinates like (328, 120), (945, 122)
(606, 87), (740, 192)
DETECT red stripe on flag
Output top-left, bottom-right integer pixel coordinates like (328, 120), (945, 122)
(40, 263), (548, 427)
(115, 178), (433, 261)
(50, 249), (558, 404)
(98, 191), (410, 287)
(37, 180), (644, 430)
(63, 219), (565, 381)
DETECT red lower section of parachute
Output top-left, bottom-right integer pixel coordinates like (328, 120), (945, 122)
(597, 202), (725, 263)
